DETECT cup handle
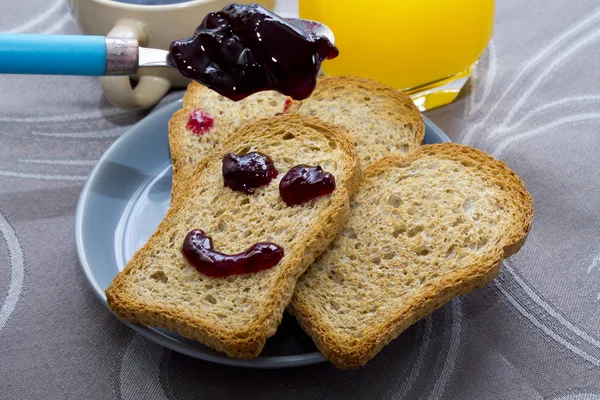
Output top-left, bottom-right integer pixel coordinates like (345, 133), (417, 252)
(99, 18), (171, 110)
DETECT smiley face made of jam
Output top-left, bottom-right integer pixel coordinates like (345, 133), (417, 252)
(181, 151), (336, 278)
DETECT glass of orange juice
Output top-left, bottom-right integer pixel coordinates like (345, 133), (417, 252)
(299, 0), (494, 110)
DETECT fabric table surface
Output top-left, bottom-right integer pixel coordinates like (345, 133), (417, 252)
(1, 0), (600, 399)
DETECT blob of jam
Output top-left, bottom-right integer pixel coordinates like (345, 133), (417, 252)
(182, 229), (284, 277)
(279, 165), (336, 206)
(222, 152), (278, 194)
(186, 108), (214, 135)
(168, 3), (339, 101)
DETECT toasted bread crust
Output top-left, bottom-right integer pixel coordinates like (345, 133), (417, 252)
(107, 114), (361, 359)
(289, 143), (534, 369)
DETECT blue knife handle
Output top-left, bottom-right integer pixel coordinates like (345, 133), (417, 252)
(0, 34), (108, 76)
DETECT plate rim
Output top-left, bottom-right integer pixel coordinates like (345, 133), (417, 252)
(74, 98), (451, 369)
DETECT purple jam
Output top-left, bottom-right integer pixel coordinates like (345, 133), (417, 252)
(222, 152), (278, 194)
(279, 165), (336, 206)
(168, 3), (339, 101)
(182, 229), (284, 278)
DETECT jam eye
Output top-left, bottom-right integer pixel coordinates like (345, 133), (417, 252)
(222, 152), (278, 194)
(279, 165), (336, 206)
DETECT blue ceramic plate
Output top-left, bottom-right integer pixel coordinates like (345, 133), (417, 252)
(75, 99), (451, 369)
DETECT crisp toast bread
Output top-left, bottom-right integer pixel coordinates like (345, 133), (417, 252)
(169, 81), (287, 199)
(287, 75), (425, 167)
(106, 114), (361, 359)
(289, 143), (534, 369)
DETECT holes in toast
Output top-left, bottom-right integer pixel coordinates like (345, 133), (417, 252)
(464, 198), (475, 216)
(330, 300), (340, 311)
(328, 271), (343, 284)
(383, 252), (395, 260)
(407, 226), (423, 238)
(354, 242), (362, 250)
(150, 271), (168, 283)
(342, 227), (357, 239)
(206, 294), (217, 304)
(240, 198), (250, 206)
(460, 160), (474, 168)
(372, 257), (381, 265)
(392, 226), (406, 238)
(283, 132), (295, 140)
(452, 217), (465, 227)
(415, 246), (430, 257)
(386, 193), (403, 208)
(400, 144), (410, 154)
(363, 96), (371, 102)
(269, 99), (278, 107)
(477, 237), (489, 250)
(217, 219), (227, 232)
(445, 245), (457, 259)
(328, 140), (337, 150)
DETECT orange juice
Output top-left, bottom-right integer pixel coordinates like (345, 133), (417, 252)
(299, 0), (494, 109)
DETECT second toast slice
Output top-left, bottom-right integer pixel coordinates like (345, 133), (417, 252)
(106, 114), (361, 359)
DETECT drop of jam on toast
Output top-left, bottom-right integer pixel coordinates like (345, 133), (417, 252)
(168, 3), (339, 101)
(181, 229), (284, 277)
(186, 108), (215, 135)
(283, 98), (292, 113)
(279, 165), (336, 206)
(222, 152), (278, 194)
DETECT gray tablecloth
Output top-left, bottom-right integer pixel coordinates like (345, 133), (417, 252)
(2, 0), (600, 399)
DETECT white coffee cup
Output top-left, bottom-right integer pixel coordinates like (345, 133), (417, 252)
(69, 0), (276, 110)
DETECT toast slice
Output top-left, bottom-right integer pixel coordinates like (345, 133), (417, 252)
(169, 81), (287, 198)
(286, 75), (425, 167)
(289, 143), (534, 369)
(106, 114), (361, 359)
